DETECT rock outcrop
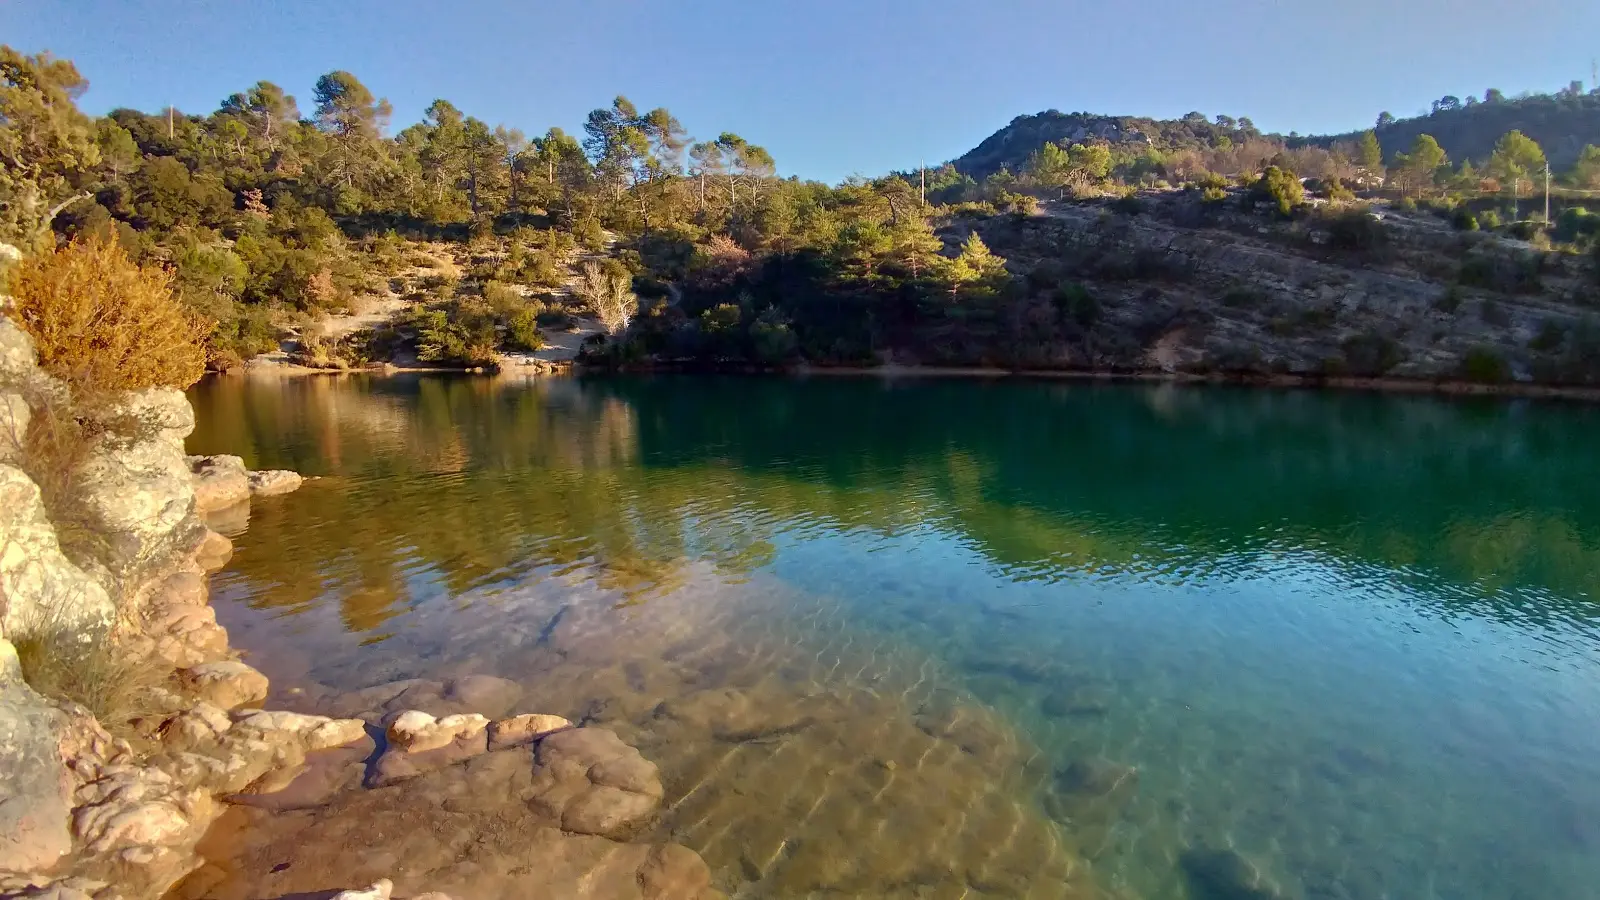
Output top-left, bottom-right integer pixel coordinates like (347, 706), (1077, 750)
(71, 389), (203, 585)
(0, 465), (115, 639)
(187, 455), (303, 514)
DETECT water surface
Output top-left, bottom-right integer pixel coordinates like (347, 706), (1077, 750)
(188, 374), (1600, 899)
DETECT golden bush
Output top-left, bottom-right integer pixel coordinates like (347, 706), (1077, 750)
(5, 239), (211, 394)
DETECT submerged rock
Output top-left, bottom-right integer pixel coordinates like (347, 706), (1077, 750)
(529, 727), (664, 841)
(1040, 684), (1113, 718)
(178, 661), (268, 711)
(1179, 844), (1288, 900)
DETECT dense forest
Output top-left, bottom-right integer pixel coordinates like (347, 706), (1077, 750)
(3, 45), (1600, 378)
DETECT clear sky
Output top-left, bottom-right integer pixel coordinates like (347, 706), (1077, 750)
(5, 0), (1598, 183)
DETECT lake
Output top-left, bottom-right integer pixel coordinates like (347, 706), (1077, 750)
(185, 373), (1600, 900)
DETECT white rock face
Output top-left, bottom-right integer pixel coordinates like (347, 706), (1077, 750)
(73, 388), (203, 582)
(0, 465), (115, 639)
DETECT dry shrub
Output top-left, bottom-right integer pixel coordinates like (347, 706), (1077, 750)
(5, 238), (211, 395)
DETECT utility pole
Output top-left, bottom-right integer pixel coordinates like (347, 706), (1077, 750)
(920, 160), (926, 206)
(167, 104), (174, 140)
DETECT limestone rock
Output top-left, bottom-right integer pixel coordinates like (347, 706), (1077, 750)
(0, 682), (72, 873)
(331, 880), (392, 900)
(529, 727), (663, 841)
(147, 602), (228, 668)
(160, 702), (232, 753)
(230, 709), (366, 751)
(487, 713), (571, 750)
(72, 388), (203, 581)
(0, 465), (116, 639)
(386, 710), (488, 753)
(192, 529), (233, 572)
(247, 469), (303, 497)
(186, 455), (250, 513)
(151, 572), (206, 607)
(178, 661), (268, 710)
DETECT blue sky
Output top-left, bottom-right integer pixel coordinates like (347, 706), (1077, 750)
(5, 0), (1598, 183)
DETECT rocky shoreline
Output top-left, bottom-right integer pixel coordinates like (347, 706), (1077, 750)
(0, 313), (720, 900)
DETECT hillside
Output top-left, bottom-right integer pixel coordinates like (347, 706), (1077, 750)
(954, 110), (1260, 179)
(1311, 91), (1600, 169)
(954, 88), (1600, 179)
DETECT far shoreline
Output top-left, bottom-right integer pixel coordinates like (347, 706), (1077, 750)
(220, 357), (1600, 403)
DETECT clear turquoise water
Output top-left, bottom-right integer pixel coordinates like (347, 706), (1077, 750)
(189, 375), (1600, 899)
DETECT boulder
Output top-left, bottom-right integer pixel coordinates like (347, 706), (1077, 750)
(248, 469), (303, 497)
(0, 682), (72, 873)
(487, 713), (571, 750)
(178, 661), (268, 710)
(0, 464), (116, 639)
(186, 455), (250, 513)
(72, 387), (204, 582)
(386, 710), (488, 753)
(528, 727), (663, 841)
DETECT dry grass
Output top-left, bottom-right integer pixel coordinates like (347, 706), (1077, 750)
(12, 602), (170, 742)
(4, 237), (211, 395)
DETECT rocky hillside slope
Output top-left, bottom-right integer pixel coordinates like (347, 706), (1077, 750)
(952, 194), (1600, 388)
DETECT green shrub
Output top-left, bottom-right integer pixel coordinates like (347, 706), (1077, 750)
(1396, 197), (1418, 212)
(1451, 207), (1480, 231)
(1480, 298), (1512, 327)
(1460, 346), (1511, 383)
(1480, 209), (1503, 230)
(1341, 331), (1405, 375)
(1247, 166), (1305, 216)
(1434, 286), (1464, 313)
(1052, 282), (1100, 327)
(503, 308), (544, 351)
(1530, 319), (1568, 352)
(1323, 208), (1387, 253)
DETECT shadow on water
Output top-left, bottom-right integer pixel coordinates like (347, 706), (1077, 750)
(187, 373), (1600, 900)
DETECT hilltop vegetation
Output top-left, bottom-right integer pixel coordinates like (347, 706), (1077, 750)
(3, 44), (1600, 387)
(953, 83), (1600, 190)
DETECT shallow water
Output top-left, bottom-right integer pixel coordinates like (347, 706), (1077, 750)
(187, 374), (1600, 899)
